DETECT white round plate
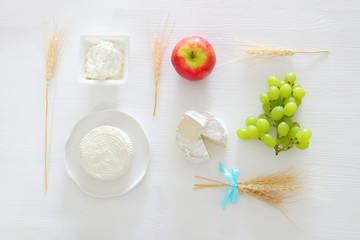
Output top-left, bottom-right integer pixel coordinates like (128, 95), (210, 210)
(65, 110), (150, 197)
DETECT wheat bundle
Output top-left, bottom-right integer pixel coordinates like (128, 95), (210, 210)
(194, 163), (304, 212)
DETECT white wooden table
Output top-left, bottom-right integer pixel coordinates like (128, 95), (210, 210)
(1, 0), (360, 239)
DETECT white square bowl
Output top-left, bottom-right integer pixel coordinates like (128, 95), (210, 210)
(79, 34), (130, 85)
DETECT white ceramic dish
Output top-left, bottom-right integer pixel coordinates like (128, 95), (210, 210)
(65, 110), (150, 197)
(79, 35), (130, 85)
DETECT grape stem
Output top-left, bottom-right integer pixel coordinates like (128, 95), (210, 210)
(274, 139), (297, 155)
(274, 145), (291, 155)
(274, 145), (282, 155)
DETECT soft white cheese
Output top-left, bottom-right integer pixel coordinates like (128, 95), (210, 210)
(176, 110), (227, 163)
(201, 112), (227, 146)
(176, 111), (209, 163)
(176, 133), (209, 163)
(177, 110), (207, 140)
(79, 125), (133, 181)
(85, 40), (124, 80)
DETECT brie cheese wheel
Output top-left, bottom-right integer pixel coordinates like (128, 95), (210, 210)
(176, 110), (209, 163)
(176, 110), (227, 163)
(79, 125), (133, 181)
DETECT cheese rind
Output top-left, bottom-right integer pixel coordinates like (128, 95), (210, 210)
(176, 133), (209, 163)
(201, 112), (227, 146)
(79, 125), (133, 181)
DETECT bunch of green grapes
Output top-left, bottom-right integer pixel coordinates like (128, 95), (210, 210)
(237, 73), (312, 155)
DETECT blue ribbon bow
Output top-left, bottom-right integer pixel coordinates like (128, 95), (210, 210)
(219, 162), (239, 210)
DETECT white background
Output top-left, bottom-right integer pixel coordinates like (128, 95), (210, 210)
(1, 0), (360, 239)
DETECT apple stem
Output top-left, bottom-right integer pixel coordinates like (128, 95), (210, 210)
(191, 50), (195, 59)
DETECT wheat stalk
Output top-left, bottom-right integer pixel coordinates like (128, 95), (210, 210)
(43, 24), (66, 192)
(152, 37), (161, 116)
(148, 16), (174, 116)
(221, 36), (329, 63)
(245, 47), (328, 57)
(194, 167), (304, 211)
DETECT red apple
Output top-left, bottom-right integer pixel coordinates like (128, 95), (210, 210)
(171, 36), (216, 81)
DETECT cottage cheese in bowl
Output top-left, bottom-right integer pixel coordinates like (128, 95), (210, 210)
(85, 40), (124, 80)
